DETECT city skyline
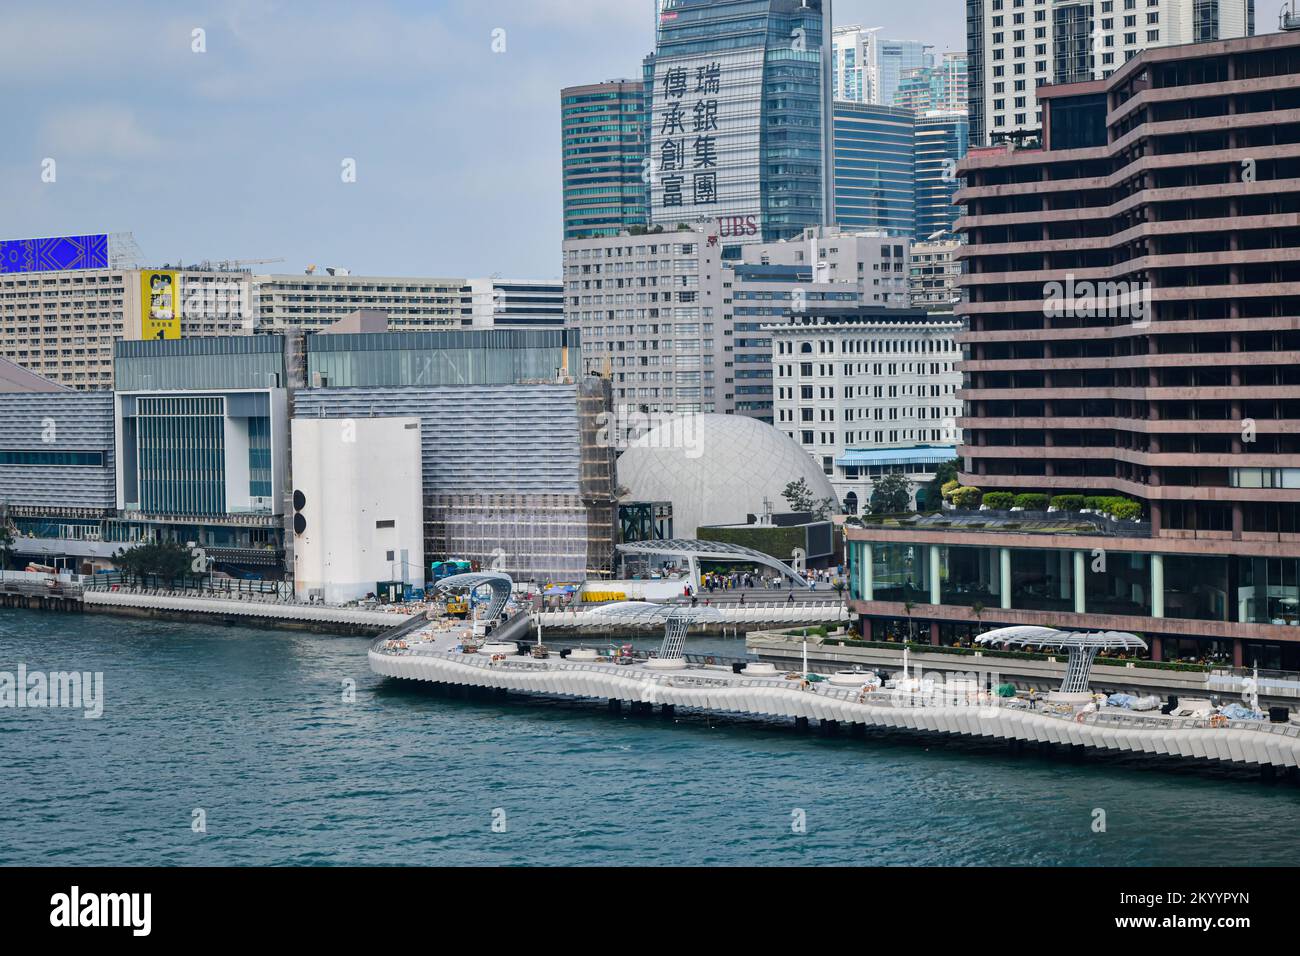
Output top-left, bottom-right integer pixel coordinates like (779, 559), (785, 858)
(0, 0), (965, 281)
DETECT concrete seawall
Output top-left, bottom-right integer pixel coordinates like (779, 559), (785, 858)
(79, 590), (415, 636)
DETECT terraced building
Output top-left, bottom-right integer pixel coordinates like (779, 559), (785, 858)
(844, 29), (1300, 672)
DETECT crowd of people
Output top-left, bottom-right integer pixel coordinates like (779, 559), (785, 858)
(681, 566), (844, 598)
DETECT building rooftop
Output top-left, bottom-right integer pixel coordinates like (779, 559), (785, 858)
(0, 357), (70, 393)
(836, 445), (956, 468)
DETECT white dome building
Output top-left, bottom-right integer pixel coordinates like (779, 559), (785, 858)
(618, 414), (839, 538)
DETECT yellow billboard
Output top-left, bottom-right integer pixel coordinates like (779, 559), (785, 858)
(141, 270), (180, 340)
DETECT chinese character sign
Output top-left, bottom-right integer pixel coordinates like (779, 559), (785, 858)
(650, 49), (763, 234)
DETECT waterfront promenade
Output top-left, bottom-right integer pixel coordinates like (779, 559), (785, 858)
(370, 629), (1300, 773)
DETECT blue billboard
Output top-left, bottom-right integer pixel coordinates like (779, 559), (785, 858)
(0, 233), (109, 274)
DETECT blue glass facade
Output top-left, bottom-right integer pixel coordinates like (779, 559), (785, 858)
(833, 102), (916, 236)
(561, 81), (648, 240)
(914, 112), (970, 240)
(878, 39), (935, 107)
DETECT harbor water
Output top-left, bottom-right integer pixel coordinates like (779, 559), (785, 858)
(2, 609), (1297, 866)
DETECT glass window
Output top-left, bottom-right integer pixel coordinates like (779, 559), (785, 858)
(871, 543), (929, 604)
(939, 545), (1001, 607)
(1084, 552), (1150, 617)
(1010, 548), (1074, 612)
(1162, 555), (1230, 622)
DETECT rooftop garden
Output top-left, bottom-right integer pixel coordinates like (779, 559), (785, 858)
(844, 481), (1147, 536)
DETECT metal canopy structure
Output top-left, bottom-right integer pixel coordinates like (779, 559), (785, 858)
(597, 601), (724, 660)
(976, 626), (1148, 696)
(616, 539), (811, 590)
(435, 572), (514, 624)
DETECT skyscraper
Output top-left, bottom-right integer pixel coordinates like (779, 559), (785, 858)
(649, 0), (834, 243)
(561, 80), (648, 240)
(832, 24), (882, 103)
(878, 39), (935, 107)
(966, 0), (1256, 147)
(895, 52), (969, 114)
(832, 102), (916, 236)
(913, 110), (970, 240)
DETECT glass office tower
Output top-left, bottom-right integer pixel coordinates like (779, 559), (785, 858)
(561, 80), (649, 240)
(649, 0), (833, 243)
(913, 110), (969, 240)
(832, 101), (915, 236)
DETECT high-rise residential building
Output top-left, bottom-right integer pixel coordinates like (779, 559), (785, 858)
(1, 262), (251, 390)
(847, 29), (1300, 669)
(770, 307), (963, 514)
(966, 0), (1256, 147)
(833, 102), (916, 237)
(895, 52), (969, 114)
(563, 226), (731, 417)
(832, 25), (882, 103)
(878, 39), (935, 108)
(250, 273), (462, 331)
(913, 110), (970, 240)
(561, 80), (649, 240)
(561, 219), (860, 422)
(648, 0), (833, 243)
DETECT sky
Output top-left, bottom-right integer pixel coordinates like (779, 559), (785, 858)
(0, 1), (966, 280)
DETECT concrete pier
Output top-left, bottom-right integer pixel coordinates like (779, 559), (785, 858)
(371, 633), (1300, 772)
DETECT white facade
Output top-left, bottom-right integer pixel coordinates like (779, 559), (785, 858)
(563, 225), (732, 417)
(563, 221), (869, 422)
(832, 25), (882, 103)
(460, 278), (564, 328)
(252, 273), (462, 331)
(770, 313), (963, 512)
(649, 45), (766, 234)
(290, 416), (425, 604)
(617, 414), (839, 536)
(744, 227), (911, 307)
(969, 0), (1255, 145)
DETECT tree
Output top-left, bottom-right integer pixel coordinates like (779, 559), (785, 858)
(869, 473), (912, 515)
(115, 540), (195, 584)
(782, 478), (815, 513)
(923, 458), (961, 511)
(903, 598), (917, 643)
(0, 521), (13, 571)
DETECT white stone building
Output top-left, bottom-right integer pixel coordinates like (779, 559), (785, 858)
(769, 309), (963, 514)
